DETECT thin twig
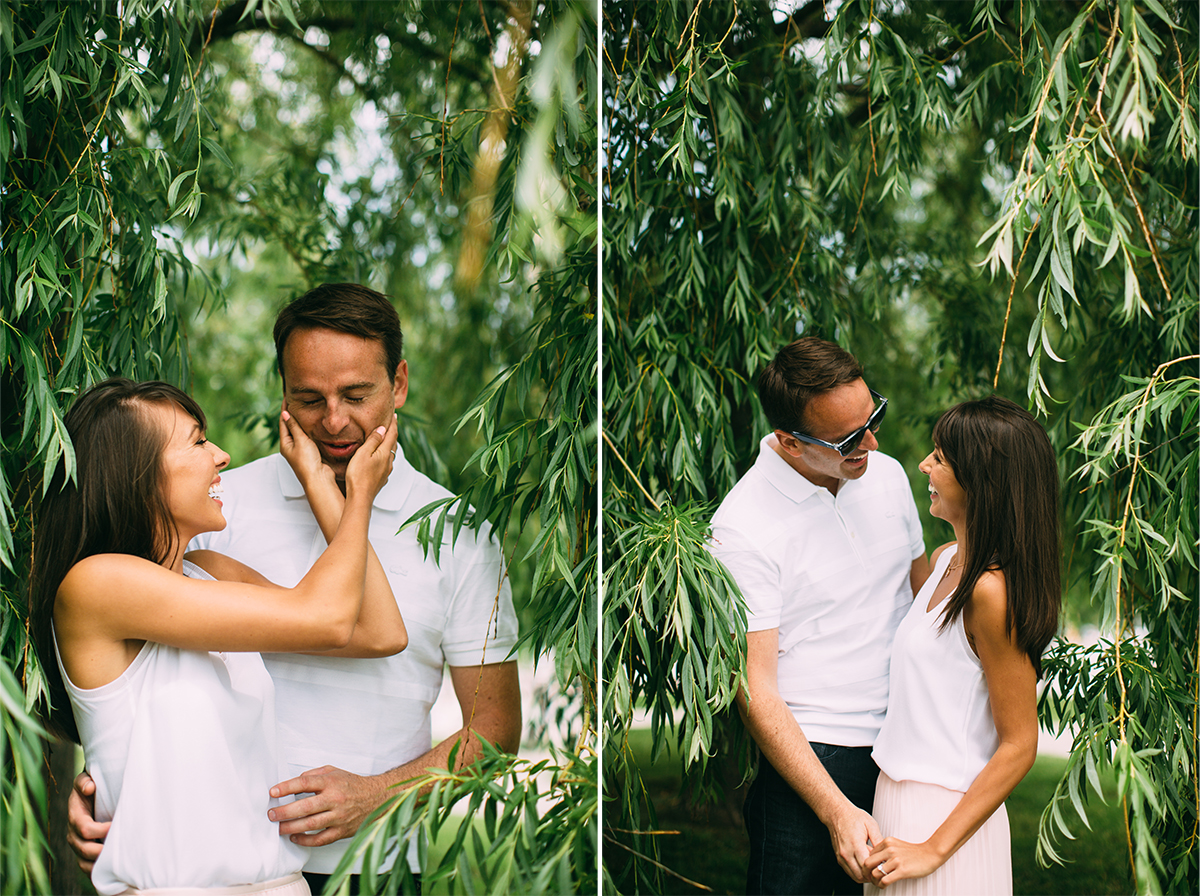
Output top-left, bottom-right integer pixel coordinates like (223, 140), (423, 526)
(1074, 429), (1197, 493)
(602, 430), (660, 512)
(1106, 354), (1198, 888)
(934, 30), (984, 67)
(192, 0), (221, 81)
(1017, 1), (1098, 196)
(767, 231), (809, 304)
(1170, 28), (1192, 159)
(602, 832), (715, 891)
(716, 2), (739, 50)
(851, 2), (877, 239)
(605, 827), (684, 836)
(992, 4), (1098, 386)
(993, 220), (1039, 388)
(25, 11), (126, 234)
(1095, 125), (1174, 303)
(441, 0), (466, 196)
(1092, 7), (1121, 118)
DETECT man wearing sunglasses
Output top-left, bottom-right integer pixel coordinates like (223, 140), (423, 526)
(711, 337), (930, 895)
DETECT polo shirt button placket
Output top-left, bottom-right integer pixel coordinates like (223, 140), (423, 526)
(832, 504), (865, 566)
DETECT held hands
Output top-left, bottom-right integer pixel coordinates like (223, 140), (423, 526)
(863, 837), (945, 888)
(345, 414), (398, 501)
(827, 802), (884, 884)
(268, 765), (387, 847)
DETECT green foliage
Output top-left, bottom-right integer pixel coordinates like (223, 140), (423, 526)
(0, 662), (49, 894)
(603, 1), (1197, 892)
(1040, 365), (1199, 894)
(3, 0), (596, 890)
(390, 5), (599, 889)
(604, 502), (746, 774)
(393, 0), (598, 870)
(601, 501), (748, 893)
(325, 742), (597, 896)
(3, 0), (222, 887)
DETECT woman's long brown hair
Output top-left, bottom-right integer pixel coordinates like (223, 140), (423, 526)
(29, 379), (208, 743)
(933, 396), (1062, 678)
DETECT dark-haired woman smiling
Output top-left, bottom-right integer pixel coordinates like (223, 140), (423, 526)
(864, 397), (1061, 894)
(30, 379), (406, 895)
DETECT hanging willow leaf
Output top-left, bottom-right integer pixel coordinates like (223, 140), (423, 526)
(604, 1), (1196, 891)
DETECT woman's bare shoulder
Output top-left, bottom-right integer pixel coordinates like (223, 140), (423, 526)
(965, 569), (1010, 640)
(184, 550), (273, 586)
(55, 555), (174, 633)
(972, 568), (1008, 604)
(929, 541), (958, 566)
(59, 553), (162, 594)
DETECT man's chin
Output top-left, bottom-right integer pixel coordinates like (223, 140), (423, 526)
(318, 453), (351, 478)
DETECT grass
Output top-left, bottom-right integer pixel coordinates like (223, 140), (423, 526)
(1008, 755), (1136, 896)
(609, 730), (1135, 896)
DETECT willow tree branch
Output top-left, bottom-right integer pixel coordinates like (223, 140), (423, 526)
(602, 430), (660, 513)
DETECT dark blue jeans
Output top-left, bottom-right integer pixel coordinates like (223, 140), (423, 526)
(744, 744), (879, 896)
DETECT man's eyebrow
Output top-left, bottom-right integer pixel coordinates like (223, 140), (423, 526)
(287, 382), (377, 395)
(828, 407), (876, 442)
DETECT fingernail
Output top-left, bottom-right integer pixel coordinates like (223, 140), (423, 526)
(282, 411), (291, 421)
(268, 809), (276, 821)
(376, 426), (386, 435)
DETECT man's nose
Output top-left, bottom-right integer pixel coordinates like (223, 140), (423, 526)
(861, 427), (879, 452)
(324, 401), (350, 433)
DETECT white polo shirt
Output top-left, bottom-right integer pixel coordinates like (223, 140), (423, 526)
(710, 434), (924, 746)
(190, 446), (518, 873)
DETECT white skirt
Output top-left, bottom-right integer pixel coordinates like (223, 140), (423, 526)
(864, 772), (1011, 896)
(118, 873), (311, 896)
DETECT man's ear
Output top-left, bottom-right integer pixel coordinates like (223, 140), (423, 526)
(773, 430), (804, 457)
(392, 360), (410, 410)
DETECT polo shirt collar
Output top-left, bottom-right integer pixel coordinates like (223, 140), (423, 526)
(755, 433), (864, 505)
(275, 441), (416, 512)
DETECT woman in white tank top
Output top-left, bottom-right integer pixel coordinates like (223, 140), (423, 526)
(30, 379), (408, 895)
(863, 396), (1061, 894)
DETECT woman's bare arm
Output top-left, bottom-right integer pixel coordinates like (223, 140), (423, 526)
(54, 422), (396, 688)
(273, 407), (406, 657)
(864, 571), (1038, 887)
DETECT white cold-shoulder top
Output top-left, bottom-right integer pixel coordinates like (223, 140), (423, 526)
(871, 545), (1000, 792)
(54, 559), (307, 894)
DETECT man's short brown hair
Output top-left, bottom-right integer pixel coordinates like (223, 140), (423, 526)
(273, 283), (404, 381)
(757, 336), (864, 434)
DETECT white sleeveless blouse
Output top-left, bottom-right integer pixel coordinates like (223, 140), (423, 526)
(55, 560), (307, 894)
(871, 546), (1000, 793)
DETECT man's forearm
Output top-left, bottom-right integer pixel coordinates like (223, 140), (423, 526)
(366, 660), (522, 805)
(739, 683), (881, 883)
(372, 719), (519, 798)
(740, 689), (854, 824)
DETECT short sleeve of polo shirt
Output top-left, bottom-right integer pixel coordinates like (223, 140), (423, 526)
(439, 529), (517, 666)
(708, 524), (783, 633)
